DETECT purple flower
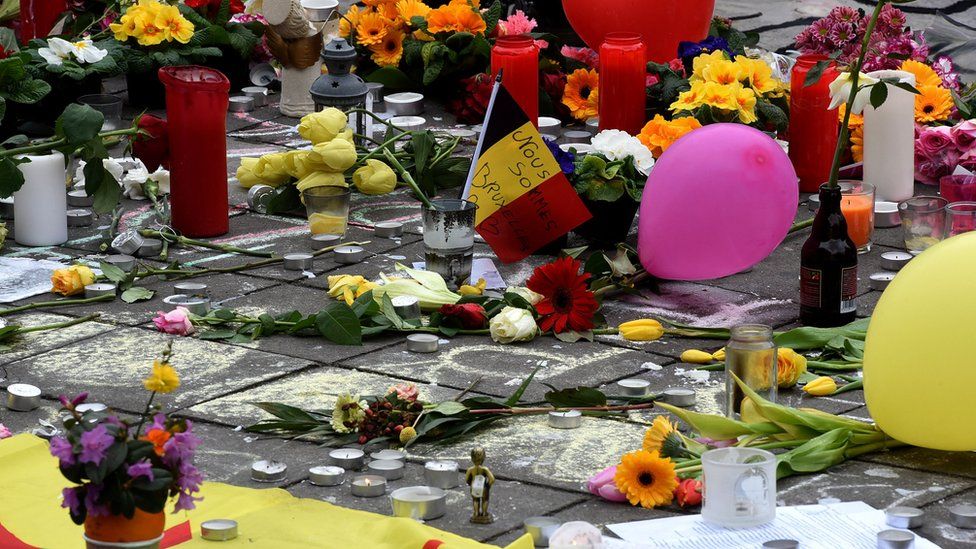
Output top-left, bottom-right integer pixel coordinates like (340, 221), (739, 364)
(934, 56), (962, 91)
(677, 36), (730, 67)
(78, 425), (114, 465)
(61, 487), (82, 515)
(84, 483), (109, 517)
(149, 413), (167, 432)
(59, 392), (89, 409)
(173, 490), (202, 513)
(50, 436), (76, 466)
(830, 6), (860, 24)
(0, 423), (10, 439)
(162, 424), (201, 467)
(172, 461), (204, 513)
(544, 138), (575, 176)
(127, 460), (154, 482)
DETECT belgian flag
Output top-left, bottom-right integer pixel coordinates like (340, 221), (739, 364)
(462, 74), (591, 263)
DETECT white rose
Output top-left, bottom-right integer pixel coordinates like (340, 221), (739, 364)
(590, 129), (655, 175)
(489, 306), (538, 344)
(148, 168), (170, 195)
(506, 286), (544, 306)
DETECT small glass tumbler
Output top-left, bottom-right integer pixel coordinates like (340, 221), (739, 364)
(725, 324), (776, 418)
(78, 94), (125, 132)
(839, 181), (875, 253)
(303, 187), (351, 236)
(422, 199), (477, 288)
(941, 174), (976, 203)
(701, 447), (777, 528)
(899, 196), (948, 255)
(946, 201), (976, 237)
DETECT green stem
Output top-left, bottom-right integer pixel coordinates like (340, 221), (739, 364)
(789, 218), (814, 233)
(807, 360), (862, 372)
(10, 313), (100, 336)
(695, 364), (725, 371)
(831, 379), (863, 395)
(0, 294), (114, 316)
(0, 127), (139, 158)
(826, 0), (887, 189)
(381, 148), (434, 209)
(133, 391), (157, 439)
(138, 229), (275, 259)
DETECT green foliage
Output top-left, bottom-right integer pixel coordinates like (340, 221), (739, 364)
(570, 153), (644, 203)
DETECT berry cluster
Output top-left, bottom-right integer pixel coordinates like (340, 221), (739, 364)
(357, 396), (424, 445)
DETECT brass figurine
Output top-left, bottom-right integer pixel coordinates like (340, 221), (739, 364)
(465, 446), (495, 524)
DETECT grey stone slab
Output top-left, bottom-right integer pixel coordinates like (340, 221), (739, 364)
(3, 327), (313, 413)
(777, 460), (975, 510)
(339, 335), (672, 401)
(859, 446), (976, 481)
(183, 364), (458, 427)
(287, 458), (586, 543)
(0, 401), (67, 437)
(348, 188), (424, 231)
(228, 118), (304, 148)
(0, 313), (115, 367)
(916, 487), (976, 549)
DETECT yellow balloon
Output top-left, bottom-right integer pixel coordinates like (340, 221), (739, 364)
(864, 232), (976, 451)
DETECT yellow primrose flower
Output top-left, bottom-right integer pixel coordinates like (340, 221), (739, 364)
(731, 84), (758, 124)
(670, 82), (706, 112)
(700, 58), (742, 86)
(155, 4), (194, 44)
(133, 9), (166, 46)
(619, 319), (664, 342)
(698, 81), (738, 112)
(110, 13), (139, 41)
(311, 139), (358, 171)
(680, 349), (715, 364)
(803, 376), (837, 397)
(458, 278), (487, 296)
(690, 50), (728, 81)
(143, 360), (180, 393)
(734, 55), (781, 95)
(51, 265), (97, 296)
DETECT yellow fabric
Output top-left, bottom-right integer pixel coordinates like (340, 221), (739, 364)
(0, 434), (534, 548)
(467, 122), (561, 225)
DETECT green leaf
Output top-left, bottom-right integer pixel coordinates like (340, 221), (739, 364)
(351, 290), (380, 319)
(213, 308), (237, 321)
(366, 66), (414, 91)
(121, 287), (153, 303)
(773, 318), (869, 350)
(545, 386), (607, 408)
(504, 365), (541, 407)
(198, 329), (238, 340)
(482, 0), (502, 35)
(432, 401), (467, 415)
(869, 82), (888, 109)
(775, 429), (852, 479)
(656, 402), (784, 440)
(380, 293), (407, 330)
(4, 78), (50, 104)
(0, 157), (27, 197)
(803, 60), (829, 88)
(315, 302), (362, 345)
(412, 131), (435, 176)
(56, 103), (104, 146)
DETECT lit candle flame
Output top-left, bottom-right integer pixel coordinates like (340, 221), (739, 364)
(364, 478), (371, 486)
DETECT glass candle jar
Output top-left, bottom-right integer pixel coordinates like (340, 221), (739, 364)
(946, 201), (976, 237)
(159, 66), (231, 238)
(840, 181), (875, 254)
(598, 33), (646, 135)
(491, 35), (539, 125)
(899, 196), (948, 255)
(422, 199), (477, 288)
(789, 55), (840, 194)
(303, 187), (351, 236)
(941, 174), (976, 203)
(725, 324), (776, 417)
(701, 447), (777, 528)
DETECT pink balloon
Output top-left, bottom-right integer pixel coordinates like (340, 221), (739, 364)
(638, 124), (798, 281)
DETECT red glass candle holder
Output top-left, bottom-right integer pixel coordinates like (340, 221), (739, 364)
(941, 174), (976, 203)
(19, 0), (67, 42)
(599, 32), (646, 135)
(159, 66), (231, 238)
(789, 54), (840, 194)
(491, 35), (539, 125)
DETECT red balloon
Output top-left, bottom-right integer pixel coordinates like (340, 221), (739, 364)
(562, 0), (715, 63)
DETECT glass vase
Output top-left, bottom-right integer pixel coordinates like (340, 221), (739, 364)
(724, 324), (776, 417)
(422, 199), (477, 288)
(303, 187), (351, 237)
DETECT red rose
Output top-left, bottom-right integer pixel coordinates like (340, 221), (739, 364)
(184, 0), (211, 8)
(674, 478), (702, 508)
(132, 114), (169, 172)
(438, 303), (488, 330)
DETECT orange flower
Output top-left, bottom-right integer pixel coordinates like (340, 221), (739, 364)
(899, 59), (942, 88)
(370, 27), (405, 67)
(639, 115), (702, 158)
(914, 85), (953, 123)
(426, 3), (485, 34)
(355, 10), (390, 46)
(142, 428), (171, 456)
(562, 68), (599, 121)
(396, 0), (431, 24)
(850, 124), (864, 163)
(375, 1), (399, 22)
(339, 5), (362, 38)
(837, 104), (863, 129)
(449, 0), (480, 7)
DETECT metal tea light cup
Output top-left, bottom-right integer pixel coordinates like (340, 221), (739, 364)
(423, 460), (459, 489)
(200, 519), (238, 541)
(6, 383), (41, 411)
(524, 517), (561, 547)
(390, 486), (447, 520)
(422, 199), (477, 288)
(309, 465), (345, 486)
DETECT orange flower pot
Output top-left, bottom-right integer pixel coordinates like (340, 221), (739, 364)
(84, 509), (165, 545)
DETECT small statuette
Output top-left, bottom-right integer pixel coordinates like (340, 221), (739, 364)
(282, 253), (314, 271)
(67, 209), (94, 227)
(250, 459), (287, 482)
(200, 519), (238, 541)
(308, 465), (345, 486)
(547, 410), (582, 429)
(374, 221), (404, 238)
(228, 95), (255, 112)
(662, 387), (696, 407)
(137, 238), (163, 258)
(466, 447), (495, 524)
(67, 189), (94, 207)
(84, 283), (117, 298)
(885, 506), (924, 529)
(406, 333), (439, 353)
(6, 383), (41, 412)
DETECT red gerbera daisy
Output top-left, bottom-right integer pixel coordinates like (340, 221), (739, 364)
(527, 256), (599, 334)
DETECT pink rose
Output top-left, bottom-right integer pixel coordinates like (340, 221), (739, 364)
(388, 383), (419, 401)
(153, 307), (195, 336)
(916, 125), (955, 158)
(0, 423), (11, 439)
(951, 120), (976, 153)
(587, 465), (628, 503)
(560, 46), (599, 70)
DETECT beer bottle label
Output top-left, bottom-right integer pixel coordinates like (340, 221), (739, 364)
(840, 265), (857, 314)
(799, 267), (821, 308)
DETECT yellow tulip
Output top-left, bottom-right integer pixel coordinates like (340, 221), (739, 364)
(711, 347), (726, 361)
(308, 212), (348, 236)
(311, 139), (357, 171)
(352, 159), (397, 195)
(459, 278), (487, 296)
(288, 151), (330, 180)
(298, 108), (349, 145)
(237, 157), (288, 188)
(51, 265), (97, 296)
(618, 319), (665, 342)
(681, 349), (716, 364)
(296, 171), (347, 194)
(254, 152), (293, 182)
(803, 376), (837, 397)
(327, 274), (375, 305)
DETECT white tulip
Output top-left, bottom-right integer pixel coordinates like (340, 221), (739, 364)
(828, 71), (879, 115)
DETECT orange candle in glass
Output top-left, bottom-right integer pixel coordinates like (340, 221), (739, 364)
(839, 181), (875, 253)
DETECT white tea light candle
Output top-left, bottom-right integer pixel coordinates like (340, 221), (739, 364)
(250, 460), (287, 482)
(329, 448), (365, 470)
(390, 486), (447, 520)
(351, 475), (387, 497)
(6, 383), (41, 412)
(547, 410), (582, 429)
(616, 379), (650, 396)
(309, 465), (345, 486)
(367, 459), (404, 480)
(370, 449), (406, 462)
(200, 519), (238, 541)
(423, 460), (459, 489)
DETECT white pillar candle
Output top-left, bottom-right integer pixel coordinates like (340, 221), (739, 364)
(13, 152), (68, 246)
(863, 70), (916, 202)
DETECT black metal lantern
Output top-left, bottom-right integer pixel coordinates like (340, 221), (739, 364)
(310, 38), (368, 144)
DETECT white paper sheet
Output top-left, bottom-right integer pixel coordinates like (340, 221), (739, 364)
(606, 502), (941, 549)
(0, 257), (67, 303)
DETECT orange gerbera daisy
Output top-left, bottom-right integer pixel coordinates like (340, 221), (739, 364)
(899, 59), (943, 88)
(370, 27), (405, 67)
(639, 115), (702, 158)
(850, 124), (864, 163)
(339, 5), (362, 38)
(396, 0), (431, 24)
(449, 0), (480, 7)
(426, 3), (485, 34)
(642, 415), (680, 454)
(355, 10), (390, 46)
(376, 1), (399, 22)
(914, 85), (953, 123)
(837, 104), (864, 129)
(562, 68), (599, 120)
(614, 450), (679, 509)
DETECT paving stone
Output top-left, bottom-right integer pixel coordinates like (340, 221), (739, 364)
(2, 327), (312, 413)
(287, 458), (586, 543)
(183, 365), (458, 427)
(0, 313), (115, 367)
(0, 401), (67, 438)
(916, 487), (976, 549)
(858, 446), (976, 481)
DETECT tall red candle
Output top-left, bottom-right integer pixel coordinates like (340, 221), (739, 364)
(599, 33), (646, 135)
(19, 0), (67, 41)
(790, 54), (840, 193)
(491, 35), (539, 125)
(159, 66), (230, 238)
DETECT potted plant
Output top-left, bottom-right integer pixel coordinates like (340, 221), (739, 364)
(0, 29), (52, 138)
(49, 344), (202, 548)
(562, 130), (655, 245)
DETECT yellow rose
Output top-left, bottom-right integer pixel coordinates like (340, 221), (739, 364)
(776, 348), (807, 388)
(296, 171), (347, 194)
(803, 376), (837, 397)
(254, 152), (293, 182)
(51, 265), (97, 296)
(143, 360), (180, 393)
(680, 349), (716, 364)
(618, 319), (664, 342)
(311, 139), (357, 171)
(352, 159), (397, 195)
(298, 108), (349, 145)
(327, 274), (376, 304)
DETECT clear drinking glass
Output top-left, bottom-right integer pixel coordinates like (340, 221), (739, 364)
(899, 196), (948, 255)
(946, 201), (976, 237)
(839, 181), (875, 253)
(725, 324), (776, 418)
(422, 199), (477, 288)
(701, 448), (777, 528)
(303, 187), (351, 236)
(78, 94), (124, 132)
(940, 174), (976, 203)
